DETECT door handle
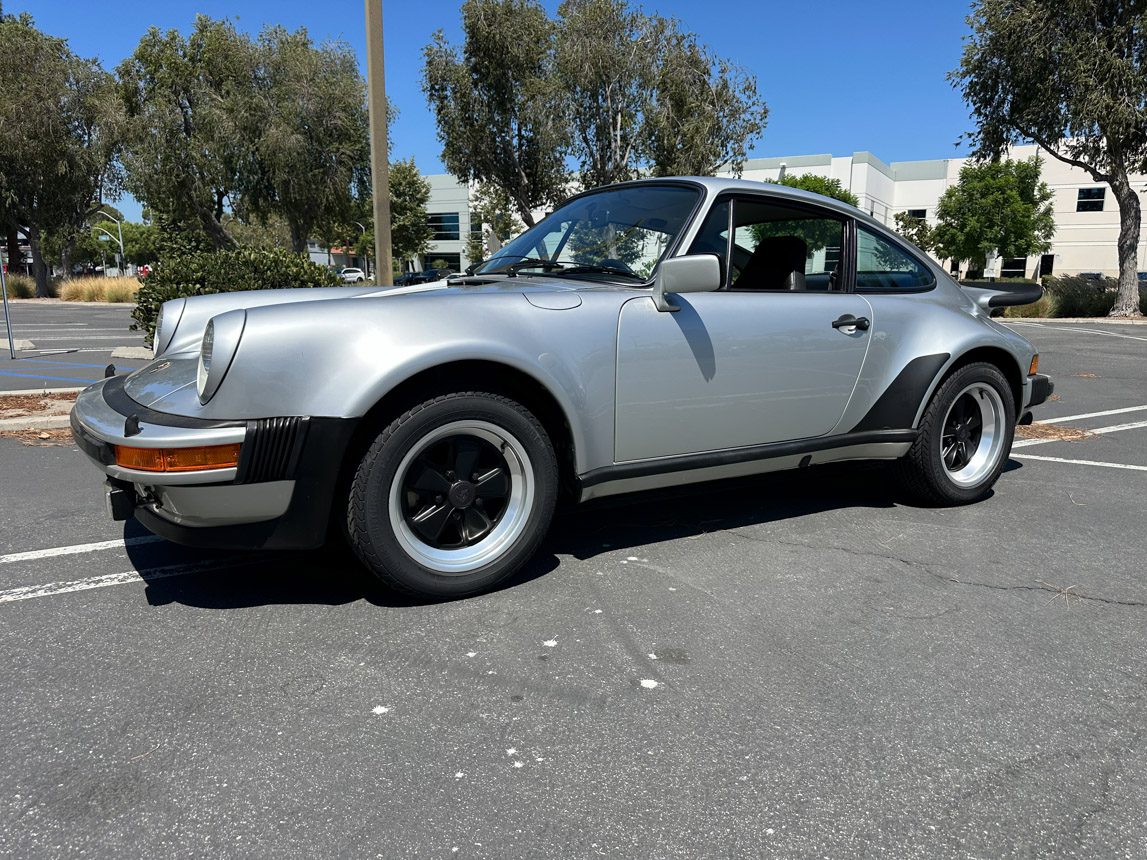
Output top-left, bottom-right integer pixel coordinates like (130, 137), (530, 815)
(832, 314), (870, 331)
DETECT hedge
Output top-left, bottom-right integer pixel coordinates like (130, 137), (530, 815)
(132, 247), (340, 343)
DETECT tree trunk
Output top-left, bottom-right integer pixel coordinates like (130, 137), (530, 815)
(26, 227), (50, 298)
(289, 221), (307, 254)
(1108, 173), (1143, 318)
(198, 210), (237, 251)
(6, 228), (21, 275)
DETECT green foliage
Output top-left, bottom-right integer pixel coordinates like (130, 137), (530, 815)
(423, 0), (568, 227)
(0, 11), (124, 296)
(465, 183), (524, 267)
(751, 175), (856, 254)
(119, 16), (371, 254)
(643, 26), (767, 178)
(893, 211), (936, 253)
(931, 158), (1054, 270)
(953, 0), (1146, 316)
(117, 17), (254, 250)
(132, 247), (339, 341)
(768, 174), (858, 207)
(3, 273), (37, 298)
(424, 0), (767, 214)
(997, 275), (1147, 318)
(246, 26), (370, 251)
(387, 159), (433, 266)
(555, 0), (766, 185)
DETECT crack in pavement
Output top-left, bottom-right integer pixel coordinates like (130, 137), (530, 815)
(724, 528), (1147, 609)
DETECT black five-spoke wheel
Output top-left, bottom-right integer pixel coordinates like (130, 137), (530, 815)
(401, 435), (511, 548)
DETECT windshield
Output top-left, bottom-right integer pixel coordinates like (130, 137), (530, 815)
(474, 183), (701, 281)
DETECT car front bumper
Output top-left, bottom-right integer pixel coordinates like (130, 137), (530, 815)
(1027, 373), (1054, 409)
(70, 376), (355, 550)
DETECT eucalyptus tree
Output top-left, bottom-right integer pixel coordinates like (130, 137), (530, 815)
(423, 0), (569, 227)
(117, 16), (255, 250)
(954, 0), (1147, 316)
(0, 11), (123, 295)
(246, 26), (370, 253)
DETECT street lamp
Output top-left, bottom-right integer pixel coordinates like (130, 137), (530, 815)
(95, 209), (125, 276)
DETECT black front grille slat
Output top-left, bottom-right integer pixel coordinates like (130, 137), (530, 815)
(236, 417), (308, 484)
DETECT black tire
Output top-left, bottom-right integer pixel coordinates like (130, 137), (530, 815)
(896, 362), (1016, 505)
(347, 391), (558, 598)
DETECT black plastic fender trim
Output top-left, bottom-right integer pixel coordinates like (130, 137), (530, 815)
(850, 353), (950, 433)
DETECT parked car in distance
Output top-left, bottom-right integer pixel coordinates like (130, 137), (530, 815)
(71, 177), (1053, 599)
(340, 267), (367, 284)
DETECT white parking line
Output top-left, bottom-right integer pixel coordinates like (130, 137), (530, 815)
(1040, 405), (1147, 424)
(1013, 418), (1147, 448)
(0, 536), (163, 566)
(1012, 453), (1147, 472)
(0, 559), (241, 604)
(1004, 322), (1147, 342)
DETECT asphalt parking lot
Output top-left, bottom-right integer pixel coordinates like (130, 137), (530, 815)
(1, 321), (1144, 858)
(1, 302), (149, 390)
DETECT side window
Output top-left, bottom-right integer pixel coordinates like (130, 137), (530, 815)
(686, 200), (731, 281)
(730, 198), (845, 291)
(855, 226), (934, 291)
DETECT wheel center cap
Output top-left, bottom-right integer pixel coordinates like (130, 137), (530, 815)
(448, 481), (477, 509)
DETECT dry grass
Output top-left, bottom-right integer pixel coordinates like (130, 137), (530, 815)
(57, 276), (140, 303)
(0, 428), (74, 446)
(0, 391), (77, 419)
(1015, 423), (1094, 443)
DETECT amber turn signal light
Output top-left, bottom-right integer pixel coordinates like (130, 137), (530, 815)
(1029, 354), (1040, 376)
(115, 443), (241, 473)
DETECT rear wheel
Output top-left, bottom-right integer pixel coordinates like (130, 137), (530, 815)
(347, 392), (558, 597)
(897, 362), (1015, 505)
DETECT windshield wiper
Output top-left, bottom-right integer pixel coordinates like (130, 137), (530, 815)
(504, 257), (566, 276)
(557, 263), (644, 280)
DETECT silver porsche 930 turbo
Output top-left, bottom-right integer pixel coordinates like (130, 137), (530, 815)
(71, 177), (1053, 597)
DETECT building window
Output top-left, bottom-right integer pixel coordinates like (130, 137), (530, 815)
(428, 212), (460, 241)
(1000, 257), (1028, 279)
(426, 252), (461, 273)
(905, 208), (926, 221)
(1076, 188), (1105, 212)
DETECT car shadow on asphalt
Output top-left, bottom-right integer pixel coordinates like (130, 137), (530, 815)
(125, 460), (1009, 610)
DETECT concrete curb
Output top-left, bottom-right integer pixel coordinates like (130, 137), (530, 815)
(2, 298), (137, 308)
(0, 414), (71, 432)
(0, 386), (84, 396)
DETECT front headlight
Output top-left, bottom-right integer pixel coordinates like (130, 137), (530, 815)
(152, 298), (186, 358)
(195, 310), (246, 404)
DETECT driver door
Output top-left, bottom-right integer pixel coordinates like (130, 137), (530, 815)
(614, 195), (872, 462)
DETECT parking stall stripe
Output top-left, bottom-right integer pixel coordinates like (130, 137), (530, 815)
(0, 559), (241, 604)
(1040, 405), (1147, 424)
(0, 371), (107, 384)
(1004, 322), (1147, 342)
(1013, 418), (1147, 448)
(1012, 453), (1147, 472)
(0, 536), (164, 566)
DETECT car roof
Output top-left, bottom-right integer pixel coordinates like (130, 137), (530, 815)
(594, 175), (891, 233)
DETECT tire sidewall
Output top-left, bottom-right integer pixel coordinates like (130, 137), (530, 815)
(350, 394), (558, 597)
(924, 363), (1016, 503)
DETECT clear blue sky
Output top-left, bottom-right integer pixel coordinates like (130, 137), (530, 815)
(10, 1), (977, 221)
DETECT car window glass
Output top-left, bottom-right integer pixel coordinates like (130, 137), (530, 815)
(711, 197), (846, 292)
(686, 200), (731, 280)
(856, 226), (933, 291)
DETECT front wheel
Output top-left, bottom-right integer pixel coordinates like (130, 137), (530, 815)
(347, 392), (558, 597)
(897, 362), (1016, 505)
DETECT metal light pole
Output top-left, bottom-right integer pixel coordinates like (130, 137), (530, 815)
(365, 0), (393, 286)
(97, 209), (126, 275)
(1, 257), (14, 359)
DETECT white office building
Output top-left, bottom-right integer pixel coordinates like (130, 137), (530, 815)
(419, 142), (1141, 279)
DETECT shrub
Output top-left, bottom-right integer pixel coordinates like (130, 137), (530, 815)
(57, 276), (141, 303)
(132, 246), (341, 342)
(3, 273), (36, 298)
(1042, 275), (1117, 317)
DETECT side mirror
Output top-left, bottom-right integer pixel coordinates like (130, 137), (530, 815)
(653, 253), (723, 312)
